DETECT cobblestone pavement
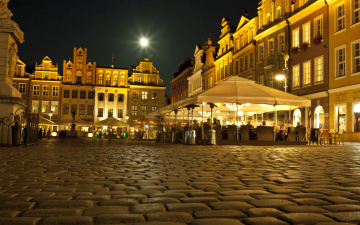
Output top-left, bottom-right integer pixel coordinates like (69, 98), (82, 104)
(1, 139), (360, 225)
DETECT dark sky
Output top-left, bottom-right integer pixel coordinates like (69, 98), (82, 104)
(9, 0), (259, 95)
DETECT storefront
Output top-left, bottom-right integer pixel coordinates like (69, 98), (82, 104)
(329, 85), (360, 141)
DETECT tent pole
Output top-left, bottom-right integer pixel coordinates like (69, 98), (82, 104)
(201, 104), (204, 140)
(236, 104), (239, 140)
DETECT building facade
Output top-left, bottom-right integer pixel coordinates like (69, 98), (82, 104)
(128, 57), (166, 123)
(214, 18), (234, 85)
(288, 0), (329, 128)
(94, 66), (128, 123)
(202, 37), (217, 91)
(170, 58), (193, 103)
(233, 12), (258, 80)
(255, 0), (291, 91)
(188, 46), (203, 97)
(61, 48), (96, 128)
(328, 0), (360, 141)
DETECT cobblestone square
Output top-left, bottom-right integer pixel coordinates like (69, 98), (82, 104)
(1, 139), (360, 225)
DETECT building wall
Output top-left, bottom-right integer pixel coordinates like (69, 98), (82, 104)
(289, 1), (329, 128)
(328, 0), (360, 140)
(128, 57), (166, 123)
(202, 37), (217, 91)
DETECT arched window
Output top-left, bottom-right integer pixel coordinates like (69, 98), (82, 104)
(267, 13), (271, 24)
(106, 74), (111, 86)
(314, 106), (325, 128)
(293, 109), (301, 126)
(113, 75), (118, 86)
(98, 73), (103, 85)
(120, 75), (125, 86)
(277, 6), (281, 19)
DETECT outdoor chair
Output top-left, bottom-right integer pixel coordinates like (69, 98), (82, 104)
(297, 127), (306, 142)
(309, 128), (319, 145)
(257, 126), (274, 141)
(321, 129), (330, 145)
(337, 129), (344, 145)
(329, 129), (337, 144)
(240, 125), (250, 140)
(287, 127), (297, 142)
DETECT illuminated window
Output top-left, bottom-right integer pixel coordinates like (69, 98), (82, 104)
(152, 92), (158, 100)
(152, 106), (157, 112)
(98, 73), (103, 85)
(113, 75), (118, 86)
(315, 55), (324, 82)
(132, 105), (138, 115)
(302, 22), (310, 44)
(303, 60), (311, 85)
(292, 28), (300, 48)
(42, 101), (49, 113)
(120, 75), (125, 86)
(142, 91), (148, 100)
(277, 6), (281, 19)
(32, 101), (39, 113)
(142, 106), (147, 115)
(293, 64), (300, 88)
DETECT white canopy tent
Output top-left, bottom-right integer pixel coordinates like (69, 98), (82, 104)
(149, 76), (311, 140)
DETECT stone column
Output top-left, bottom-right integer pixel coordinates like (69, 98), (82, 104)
(0, 0), (27, 145)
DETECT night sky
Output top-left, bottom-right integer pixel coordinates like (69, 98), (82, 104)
(9, 0), (258, 95)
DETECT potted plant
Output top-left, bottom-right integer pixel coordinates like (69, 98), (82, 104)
(300, 42), (309, 51)
(291, 47), (299, 54)
(313, 36), (322, 46)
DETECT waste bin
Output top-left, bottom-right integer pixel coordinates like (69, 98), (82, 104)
(209, 129), (216, 145)
(190, 130), (196, 145)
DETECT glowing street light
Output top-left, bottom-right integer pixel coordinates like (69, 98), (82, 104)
(140, 38), (148, 47)
(275, 74), (287, 92)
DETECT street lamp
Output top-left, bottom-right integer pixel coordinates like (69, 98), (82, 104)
(275, 74), (287, 92)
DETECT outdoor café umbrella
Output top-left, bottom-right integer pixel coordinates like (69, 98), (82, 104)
(95, 117), (130, 127)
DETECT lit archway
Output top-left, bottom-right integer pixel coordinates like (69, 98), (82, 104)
(314, 106), (325, 128)
(293, 109), (301, 126)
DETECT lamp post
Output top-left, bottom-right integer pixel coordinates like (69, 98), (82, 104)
(275, 74), (287, 92)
